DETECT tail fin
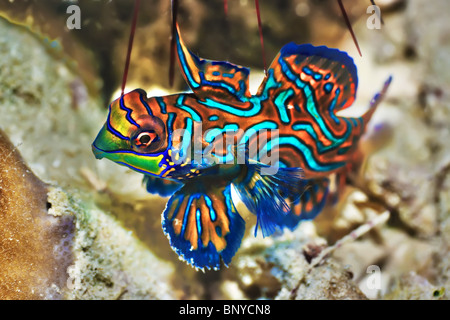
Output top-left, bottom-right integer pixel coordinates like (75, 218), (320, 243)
(362, 76), (393, 124)
(282, 177), (330, 230)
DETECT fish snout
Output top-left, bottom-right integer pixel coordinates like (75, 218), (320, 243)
(92, 143), (104, 159)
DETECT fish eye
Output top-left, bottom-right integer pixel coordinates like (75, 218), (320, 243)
(133, 131), (159, 148)
(130, 116), (166, 154)
(139, 134), (151, 144)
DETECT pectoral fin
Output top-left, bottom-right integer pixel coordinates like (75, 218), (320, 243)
(162, 180), (245, 270)
(143, 175), (182, 197)
(233, 163), (308, 237)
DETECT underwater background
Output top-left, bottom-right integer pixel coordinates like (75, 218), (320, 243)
(0, 0), (448, 300)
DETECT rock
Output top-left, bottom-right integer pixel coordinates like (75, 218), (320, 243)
(230, 224), (367, 300)
(0, 127), (176, 299)
(0, 16), (177, 300)
(48, 187), (176, 300)
(0, 128), (71, 299)
(323, 0), (450, 299)
(384, 272), (445, 300)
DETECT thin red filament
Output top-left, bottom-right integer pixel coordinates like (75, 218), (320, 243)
(337, 0), (362, 57)
(255, 0), (267, 73)
(169, 0), (179, 88)
(121, 0), (141, 97)
(370, 0), (384, 25)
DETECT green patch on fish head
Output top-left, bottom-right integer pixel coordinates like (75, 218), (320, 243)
(92, 90), (169, 177)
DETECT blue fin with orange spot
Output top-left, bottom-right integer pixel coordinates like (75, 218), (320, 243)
(161, 180), (245, 270)
(282, 177), (330, 230)
(143, 175), (182, 197)
(175, 23), (251, 102)
(233, 163), (308, 237)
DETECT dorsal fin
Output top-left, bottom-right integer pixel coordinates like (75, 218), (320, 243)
(175, 23), (251, 102)
(257, 42), (358, 113)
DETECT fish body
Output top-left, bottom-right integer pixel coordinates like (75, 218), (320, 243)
(92, 24), (391, 270)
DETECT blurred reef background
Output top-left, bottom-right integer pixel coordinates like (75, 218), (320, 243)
(0, 0), (449, 299)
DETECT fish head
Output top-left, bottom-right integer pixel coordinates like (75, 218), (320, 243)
(92, 89), (170, 177)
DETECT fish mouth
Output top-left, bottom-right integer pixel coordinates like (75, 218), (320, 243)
(91, 143), (105, 160)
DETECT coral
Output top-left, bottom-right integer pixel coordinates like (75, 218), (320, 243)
(0, 128), (72, 299)
(0, 127), (176, 299)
